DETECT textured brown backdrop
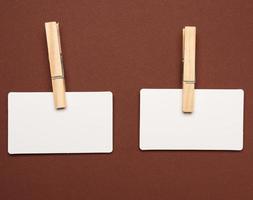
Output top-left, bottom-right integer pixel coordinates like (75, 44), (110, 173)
(0, 0), (253, 199)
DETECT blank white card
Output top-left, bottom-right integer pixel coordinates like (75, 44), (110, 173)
(8, 92), (113, 154)
(140, 89), (244, 150)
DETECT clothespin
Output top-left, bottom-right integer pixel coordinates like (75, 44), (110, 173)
(182, 26), (196, 113)
(45, 22), (67, 109)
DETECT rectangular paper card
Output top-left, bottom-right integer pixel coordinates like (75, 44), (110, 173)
(140, 89), (244, 150)
(8, 92), (113, 154)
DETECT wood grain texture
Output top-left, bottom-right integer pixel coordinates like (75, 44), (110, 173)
(51, 78), (66, 109)
(182, 82), (195, 112)
(182, 26), (196, 113)
(45, 22), (66, 109)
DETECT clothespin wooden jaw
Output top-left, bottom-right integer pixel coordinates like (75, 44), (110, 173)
(45, 22), (67, 109)
(182, 26), (196, 113)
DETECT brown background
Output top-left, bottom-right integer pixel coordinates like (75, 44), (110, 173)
(0, 0), (253, 199)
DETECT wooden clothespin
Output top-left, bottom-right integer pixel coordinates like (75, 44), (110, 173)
(182, 26), (196, 113)
(45, 22), (67, 109)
